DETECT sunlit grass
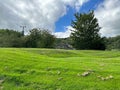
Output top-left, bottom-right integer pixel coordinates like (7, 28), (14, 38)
(0, 48), (120, 90)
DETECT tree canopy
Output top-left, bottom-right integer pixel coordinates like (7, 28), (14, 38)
(0, 28), (56, 48)
(71, 11), (105, 50)
(25, 28), (56, 48)
(0, 29), (23, 47)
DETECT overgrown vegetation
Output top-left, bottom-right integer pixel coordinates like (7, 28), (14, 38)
(106, 36), (120, 50)
(0, 29), (23, 47)
(0, 11), (120, 50)
(0, 28), (55, 48)
(23, 28), (55, 48)
(0, 28), (120, 50)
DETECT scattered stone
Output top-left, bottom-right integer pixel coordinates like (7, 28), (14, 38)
(81, 69), (94, 77)
(109, 75), (113, 79)
(88, 69), (93, 72)
(100, 63), (105, 67)
(100, 68), (104, 70)
(46, 67), (51, 71)
(56, 88), (61, 90)
(77, 73), (80, 77)
(58, 77), (63, 81)
(101, 77), (106, 81)
(57, 71), (61, 75)
(49, 71), (54, 74)
(105, 76), (109, 80)
(0, 86), (3, 90)
(98, 75), (113, 81)
(97, 75), (101, 78)
(87, 69), (94, 73)
(4, 66), (8, 70)
(81, 71), (90, 76)
(0, 80), (4, 84)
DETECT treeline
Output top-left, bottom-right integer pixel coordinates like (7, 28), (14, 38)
(0, 29), (23, 47)
(0, 28), (120, 50)
(0, 11), (120, 50)
(106, 36), (120, 50)
(0, 28), (55, 48)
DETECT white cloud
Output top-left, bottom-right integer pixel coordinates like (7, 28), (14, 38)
(95, 0), (120, 37)
(54, 26), (75, 38)
(63, 0), (89, 11)
(0, 0), (88, 32)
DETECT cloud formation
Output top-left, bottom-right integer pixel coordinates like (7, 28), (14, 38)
(54, 26), (75, 38)
(0, 0), (88, 32)
(57, 0), (120, 38)
(95, 0), (120, 37)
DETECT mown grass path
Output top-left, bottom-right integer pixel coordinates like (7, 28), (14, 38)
(0, 48), (120, 90)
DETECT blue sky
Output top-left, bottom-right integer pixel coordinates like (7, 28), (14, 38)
(55, 0), (104, 32)
(0, 0), (120, 38)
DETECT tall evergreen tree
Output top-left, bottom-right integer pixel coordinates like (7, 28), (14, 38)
(71, 11), (105, 50)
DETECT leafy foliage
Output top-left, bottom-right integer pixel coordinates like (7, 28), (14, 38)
(55, 38), (73, 49)
(0, 28), (56, 48)
(106, 35), (120, 50)
(0, 29), (23, 47)
(71, 11), (105, 50)
(25, 28), (55, 48)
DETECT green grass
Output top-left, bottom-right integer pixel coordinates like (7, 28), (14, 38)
(0, 48), (120, 90)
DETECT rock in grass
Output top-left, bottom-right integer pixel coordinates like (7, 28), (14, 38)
(81, 69), (94, 77)
(4, 66), (8, 70)
(100, 68), (104, 70)
(46, 67), (51, 71)
(58, 77), (63, 81)
(97, 75), (101, 78)
(87, 69), (95, 73)
(101, 77), (106, 81)
(88, 69), (94, 72)
(57, 71), (61, 75)
(109, 75), (113, 79)
(81, 71), (90, 76)
(77, 73), (80, 77)
(0, 86), (4, 90)
(56, 88), (61, 90)
(0, 80), (4, 84)
(100, 63), (105, 67)
(105, 76), (109, 80)
(99, 75), (113, 81)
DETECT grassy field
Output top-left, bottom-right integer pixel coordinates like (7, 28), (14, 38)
(0, 48), (120, 90)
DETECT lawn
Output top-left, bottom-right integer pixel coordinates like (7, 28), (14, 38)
(0, 48), (120, 90)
